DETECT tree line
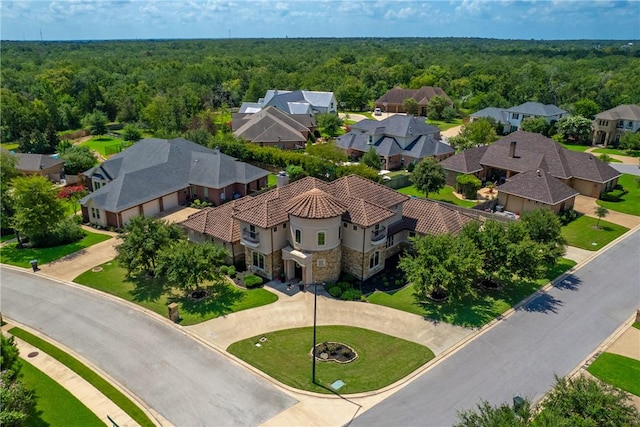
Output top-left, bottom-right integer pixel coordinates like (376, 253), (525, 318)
(2, 38), (639, 144)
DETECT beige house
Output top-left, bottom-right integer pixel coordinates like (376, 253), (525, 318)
(592, 104), (640, 146)
(181, 174), (478, 284)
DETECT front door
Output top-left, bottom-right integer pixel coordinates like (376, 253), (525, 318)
(294, 262), (302, 279)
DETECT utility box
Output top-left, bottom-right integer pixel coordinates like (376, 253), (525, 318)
(167, 303), (180, 323)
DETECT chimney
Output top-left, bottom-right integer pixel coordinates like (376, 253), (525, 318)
(509, 141), (517, 158)
(276, 171), (289, 188)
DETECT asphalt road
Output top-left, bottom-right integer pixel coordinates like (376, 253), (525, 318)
(0, 268), (296, 426)
(352, 227), (640, 427)
(612, 163), (640, 176)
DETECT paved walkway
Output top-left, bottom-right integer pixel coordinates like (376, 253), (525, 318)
(585, 147), (639, 165)
(1, 323), (140, 427)
(573, 195), (640, 229)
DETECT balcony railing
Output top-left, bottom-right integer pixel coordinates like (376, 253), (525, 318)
(371, 226), (387, 243)
(242, 229), (260, 245)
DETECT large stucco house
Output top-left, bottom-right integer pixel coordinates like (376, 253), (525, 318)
(80, 138), (269, 229)
(471, 102), (567, 134)
(335, 115), (454, 170)
(181, 174), (478, 284)
(591, 104), (640, 146)
(239, 89), (337, 115)
(441, 131), (620, 213)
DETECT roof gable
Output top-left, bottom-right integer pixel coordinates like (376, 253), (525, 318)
(497, 169), (578, 205)
(595, 104), (640, 121)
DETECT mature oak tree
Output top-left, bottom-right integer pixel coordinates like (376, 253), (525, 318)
(411, 157), (446, 195)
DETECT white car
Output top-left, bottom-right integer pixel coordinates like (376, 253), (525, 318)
(374, 108), (382, 116)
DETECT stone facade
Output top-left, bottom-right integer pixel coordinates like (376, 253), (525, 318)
(244, 247), (280, 281)
(311, 246), (342, 284)
(341, 246), (366, 280)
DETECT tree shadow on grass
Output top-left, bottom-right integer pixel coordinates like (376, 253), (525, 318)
(170, 282), (246, 317)
(419, 296), (499, 328)
(128, 274), (168, 303)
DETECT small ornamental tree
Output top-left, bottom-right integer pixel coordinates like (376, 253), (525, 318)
(57, 185), (88, 215)
(594, 205), (609, 228)
(520, 117), (550, 135)
(122, 124), (142, 142)
(411, 157), (446, 195)
(555, 115), (592, 145)
(316, 113), (343, 137)
(402, 98), (419, 116)
(83, 109), (109, 136)
(361, 147), (382, 170)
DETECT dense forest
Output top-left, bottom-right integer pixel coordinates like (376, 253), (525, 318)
(1, 38), (639, 142)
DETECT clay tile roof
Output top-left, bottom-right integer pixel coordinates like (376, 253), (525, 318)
(340, 196), (395, 227)
(329, 174), (409, 208)
(402, 198), (476, 235)
(285, 188), (347, 219)
(179, 202), (241, 243)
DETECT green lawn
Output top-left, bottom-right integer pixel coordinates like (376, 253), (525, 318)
(560, 143), (591, 152)
(73, 260), (278, 325)
(1, 233), (16, 243)
(227, 325), (434, 394)
(367, 258), (576, 327)
(0, 231), (112, 268)
(10, 327), (155, 427)
(597, 174), (640, 216)
(20, 361), (104, 427)
(267, 173), (277, 186)
(79, 136), (127, 156)
(1, 142), (19, 151)
(633, 322), (640, 330)
(397, 184), (477, 208)
(592, 148), (640, 158)
(561, 216), (629, 251)
(426, 118), (463, 131)
(587, 352), (640, 396)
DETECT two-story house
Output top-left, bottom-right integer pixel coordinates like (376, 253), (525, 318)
(592, 104), (640, 146)
(335, 115), (454, 170)
(239, 89), (337, 115)
(471, 102), (567, 133)
(80, 138), (269, 229)
(181, 174), (477, 283)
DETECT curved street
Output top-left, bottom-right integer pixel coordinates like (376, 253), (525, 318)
(351, 227), (640, 426)
(0, 268), (296, 426)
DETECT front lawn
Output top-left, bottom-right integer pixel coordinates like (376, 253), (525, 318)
(561, 216), (629, 251)
(592, 148), (640, 158)
(597, 174), (640, 216)
(0, 231), (112, 268)
(587, 352), (640, 396)
(367, 258), (576, 327)
(560, 143), (591, 152)
(20, 361), (104, 427)
(227, 325), (434, 394)
(11, 327), (155, 427)
(73, 260), (278, 325)
(1, 233), (15, 243)
(79, 136), (128, 156)
(397, 184), (477, 208)
(426, 118), (463, 131)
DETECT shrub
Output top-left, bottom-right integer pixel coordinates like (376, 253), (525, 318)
(558, 209), (579, 225)
(219, 266), (229, 275)
(407, 162), (415, 173)
(191, 199), (214, 209)
(456, 174), (482, 199)
(243, 274), (263, 288)
(600, 188), (627, 202)
(30, 217), (85, 247)
(227, 266), (236, 278)
(341, 288), (363, 301)
(327, 285), (343, 298)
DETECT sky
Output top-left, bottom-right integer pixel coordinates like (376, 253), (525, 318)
(1, 0), (639, 41)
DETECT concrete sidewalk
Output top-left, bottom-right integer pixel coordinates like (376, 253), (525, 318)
(2, 324), (141, 427)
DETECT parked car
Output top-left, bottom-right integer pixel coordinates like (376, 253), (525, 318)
(374, 108), (382, 116)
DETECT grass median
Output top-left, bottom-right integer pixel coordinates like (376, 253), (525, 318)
(228, 325), (434, 394)
(10, 327), (155, 427)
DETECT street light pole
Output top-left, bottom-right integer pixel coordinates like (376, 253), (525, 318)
(312, 282), (318, 384)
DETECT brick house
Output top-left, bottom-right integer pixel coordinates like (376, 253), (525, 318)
(80, 138), (269, 229)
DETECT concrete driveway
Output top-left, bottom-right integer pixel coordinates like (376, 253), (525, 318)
(573, 194), (640, 229)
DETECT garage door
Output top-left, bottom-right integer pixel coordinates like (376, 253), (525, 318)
(120, 207), (139, 225)
(162, 192), (179, 211)
(143, 199), (160, 216)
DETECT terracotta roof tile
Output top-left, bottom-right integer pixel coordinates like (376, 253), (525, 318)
(285, 188), (347, 219)
(402, 198), (475, 235)
(179, 202), (241, 243)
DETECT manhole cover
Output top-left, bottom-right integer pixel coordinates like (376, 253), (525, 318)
(27, 351), (39, 358)
(92, 267), (103, 272)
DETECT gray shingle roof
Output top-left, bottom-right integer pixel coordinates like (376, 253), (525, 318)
(497, 169), (579, 205)
(595, 104), (640, 121)
(81, 138), (269, 212)
(233, 107), (309, 144)
(440, 146), (487, 174)
(375, 86), (448, 106)
(508, 102), (566, 117)
(14, 153), (64, 172)
(470, 107), (510, 125)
